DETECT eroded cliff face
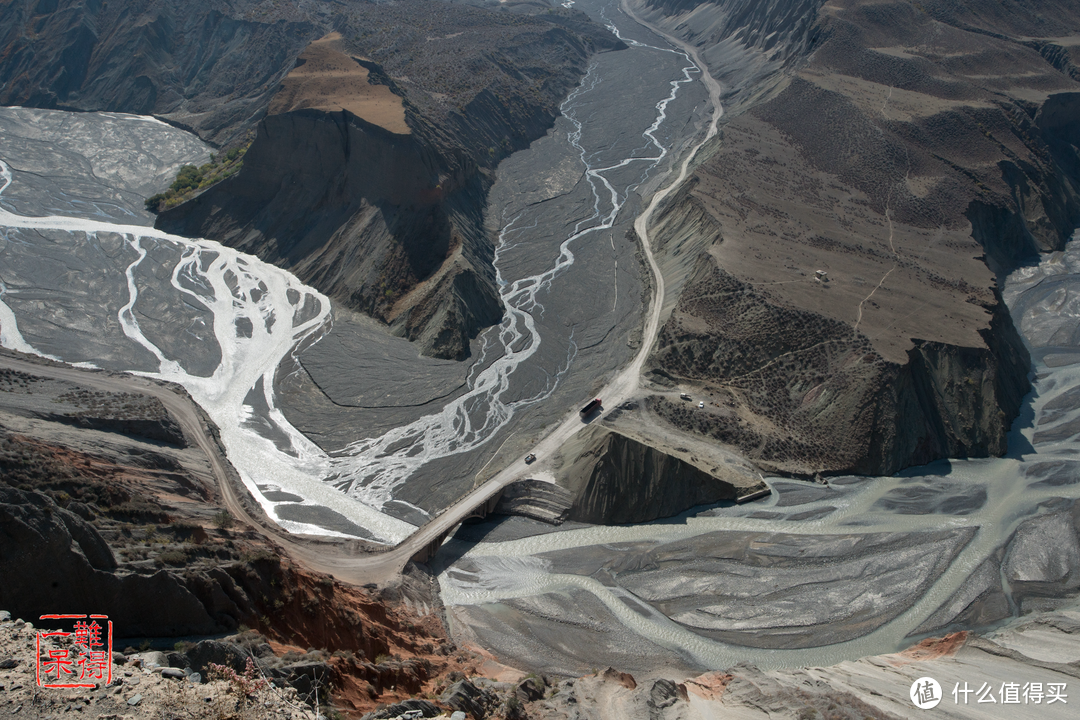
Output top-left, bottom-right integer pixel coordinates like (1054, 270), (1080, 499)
(634, 0), (825, 113)
(157, 109), (501, 359)
(639, 0), (1080, 474)
(0, 0), (320, 145)
(556, 425), (764, 524)
(1, 0), (623, 360)
(152, 5), (622, 359)
(649, 255), (1029, 475)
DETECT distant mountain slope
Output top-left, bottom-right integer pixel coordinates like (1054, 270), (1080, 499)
(636, 0), (1080, 474)
(0, 0), (319, 144)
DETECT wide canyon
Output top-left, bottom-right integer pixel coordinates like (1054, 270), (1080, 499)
(2, 0), (1080, 719)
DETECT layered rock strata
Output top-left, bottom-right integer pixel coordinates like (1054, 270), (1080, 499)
(554, 425), (765, 524)
(0, 0), (320, 145)
(0, 0), (623, 360)
(157, 108), (503, 359)
(648, 253), (1030, 475)
(494, 479), (573, 525)
(154, 5), (623, 359)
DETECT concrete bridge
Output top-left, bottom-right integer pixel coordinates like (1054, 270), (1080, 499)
(408, 488), (504, 564)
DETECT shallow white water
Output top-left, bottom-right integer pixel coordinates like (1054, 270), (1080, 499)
(0, 153), (416, 543)
(439, 233), (1080, 668)
(326, 16), (705, 509)
(0, 6), (706, 543)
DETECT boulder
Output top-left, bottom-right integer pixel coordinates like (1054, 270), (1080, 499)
(166, 651), (191, 669)
(359, 699), (441, 719)
(601, 667), (636, 690)
(516, 675), (547, 701)
(185, 640), (248, 675)
(264, 661), (332, 698)
(441, 678), (498, 719)
(649, 679), (684, 709)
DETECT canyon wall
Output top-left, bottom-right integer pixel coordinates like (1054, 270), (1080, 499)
(637, 0), (1080, 474)
(649, 255), (1029, 475)
(555, 425), (763, 524)
(157, 109), (502, 360)
(152, 4), (623, 359)
(0, 0), (624, 360)
(0, 0), (320, 145)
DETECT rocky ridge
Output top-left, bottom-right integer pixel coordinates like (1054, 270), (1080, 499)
(635, 0), (1080, 475)
(553, 423), (765, 524)
(153, 0), (626, 360)
(1, 0), (625, 360)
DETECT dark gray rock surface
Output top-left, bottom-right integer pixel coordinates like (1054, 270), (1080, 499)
(494, 480), (572, 525)
(185, 640), (248, 675)
(0, 487), (218, 636)
(360, 699), (442, 720)
(557, 425), (752, 524)
(441, 678), (500, 720)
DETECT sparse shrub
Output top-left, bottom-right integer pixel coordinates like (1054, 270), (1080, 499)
(241, 548), (277, 565)
(158, 549), (188, 566)
(144, 141), (251, 213)
(207, 657), (267, 696)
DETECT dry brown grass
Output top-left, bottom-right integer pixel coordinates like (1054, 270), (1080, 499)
(269, 32), (410, 135)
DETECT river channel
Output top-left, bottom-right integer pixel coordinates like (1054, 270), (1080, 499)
(1, 0), (1078, 678)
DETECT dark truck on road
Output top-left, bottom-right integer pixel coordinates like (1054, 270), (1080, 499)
(580, 398), (602, 417)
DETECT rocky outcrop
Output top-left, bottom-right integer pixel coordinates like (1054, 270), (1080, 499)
(1002, 503), (1080, 610)
(157, 109), (502, 359)
(0, 487), (218, 636)
(635, 0), (824, 113)
(149, 3), (622, 359)
(361, 699), (442, 720)
(493, 480), (572, 525)
(1, 372), (189, 446)
(47, 414), (187, 447)
(1, 0), (623, 359)
(441, 678), (500, 720)
(0, 0), (319, 145)
(649, 255), (1030, 475)
(557, 426), (751, 524)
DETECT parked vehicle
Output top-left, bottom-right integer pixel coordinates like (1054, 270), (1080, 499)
(525, 453), (536, 464)
(680, 393), (692, 401)
(580, 398), (602, 416)
(698, 401), (705, 408)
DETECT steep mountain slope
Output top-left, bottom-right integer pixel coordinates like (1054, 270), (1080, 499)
(155, 2), (623, 359)
(0, 0), (320, 145)
(636, 0), (1080, 475)
(0, 0), (624, 360)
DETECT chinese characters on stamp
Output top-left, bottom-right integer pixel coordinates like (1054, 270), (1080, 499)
(35, 614), (113, 689)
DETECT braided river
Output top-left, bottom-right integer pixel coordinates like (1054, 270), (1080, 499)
(1, 0), (1078, 675)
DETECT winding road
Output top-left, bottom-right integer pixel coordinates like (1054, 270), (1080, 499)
(0, 4), (725, 589)
(296, 0), (729, 585)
